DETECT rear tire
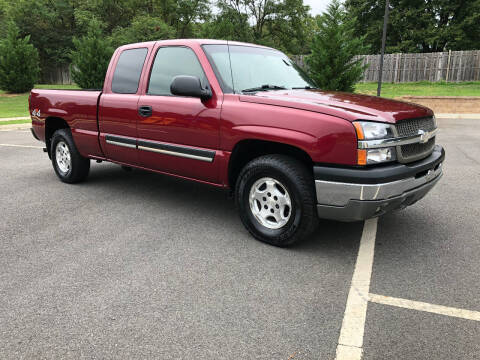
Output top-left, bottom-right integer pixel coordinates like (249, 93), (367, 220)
(51, 128), (90, 183)
(235, 155), (317, 246)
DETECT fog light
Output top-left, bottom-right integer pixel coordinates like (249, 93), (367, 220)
(366, 147), (396, 164)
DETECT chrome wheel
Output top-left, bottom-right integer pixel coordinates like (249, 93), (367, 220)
(249, 177), (292, 229)
(55, 141), (71, 174)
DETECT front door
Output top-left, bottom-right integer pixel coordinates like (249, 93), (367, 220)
(137, 45), (221, 183)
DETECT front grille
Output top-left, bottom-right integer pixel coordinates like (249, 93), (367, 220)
(395, 117), (436, 163)
(400, 138), (435, 158)
(396, 117), (435, 137)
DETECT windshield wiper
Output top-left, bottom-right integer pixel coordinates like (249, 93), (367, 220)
(241, 84), (287, 93)
(292, 86), (318, 90)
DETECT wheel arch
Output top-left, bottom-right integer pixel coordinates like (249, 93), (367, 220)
(228, 139), (314, 189)
(45, 117), (70, 158)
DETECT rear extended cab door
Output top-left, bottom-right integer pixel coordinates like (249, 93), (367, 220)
(98, 43), (154, 164)
(136, 41), (224, 183)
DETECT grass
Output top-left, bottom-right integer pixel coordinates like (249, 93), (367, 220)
(355, 81), (480, 98)
(0, 84), (79, 119)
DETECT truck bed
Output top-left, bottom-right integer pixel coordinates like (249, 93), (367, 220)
(30, 89), (103, 157)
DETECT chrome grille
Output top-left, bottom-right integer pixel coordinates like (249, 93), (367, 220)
(396, 117), (435, 137)
(395, 117), (436, 163)
(400, 138), (435, 158)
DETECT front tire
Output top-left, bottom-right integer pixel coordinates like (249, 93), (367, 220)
(235, 155), (317, 246)
(51, 128), (90, 183)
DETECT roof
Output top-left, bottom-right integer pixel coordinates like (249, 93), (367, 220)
(117, 39), (275, 51)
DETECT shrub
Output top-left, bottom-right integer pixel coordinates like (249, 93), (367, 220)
(70, 24), (114, 89)
(306, 0), (368, 92)
(0, 24), (40, 93)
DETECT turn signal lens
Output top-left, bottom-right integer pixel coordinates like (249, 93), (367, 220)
(353, 122), (365, 140)
(357, 149), (367, 165)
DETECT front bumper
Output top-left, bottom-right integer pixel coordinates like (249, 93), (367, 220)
(314, 145), (445, 221)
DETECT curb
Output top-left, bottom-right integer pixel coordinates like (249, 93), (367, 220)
(0, 123), (31, 131)
(435, 114), (480, 119)
(0, 116), (30, 122)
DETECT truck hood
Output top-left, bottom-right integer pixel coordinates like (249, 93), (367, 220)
(239, 89), (433, 123)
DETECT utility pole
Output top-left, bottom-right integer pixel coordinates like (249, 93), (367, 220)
(377, 0), (390, 96)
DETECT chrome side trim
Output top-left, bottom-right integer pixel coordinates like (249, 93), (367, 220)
(358, 128), (438, 149)
(106, 139), (136, 149)
(315, 162), (443, 207)
(138, 145), (214, 162)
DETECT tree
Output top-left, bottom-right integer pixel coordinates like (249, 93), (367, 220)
(0, 0), (9, 37)
(201, 2), (253, 42)
(210, 0), (312, 54)
(306, 0), (368, 92)
(110, 15), (175, 47)
(163, 0), (212, 38)
(345, 0), (480, 54)
(70, 24), (114, 89)
(10, 0), (77, 80)
(0, 24), (40, 93)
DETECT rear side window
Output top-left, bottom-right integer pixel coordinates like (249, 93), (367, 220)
(111, 48), (148, 94)
(148, 47), (207, 96)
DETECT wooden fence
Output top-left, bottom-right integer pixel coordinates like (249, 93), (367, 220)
(42, 65), (72, 85)
(294, 50), (480, 83)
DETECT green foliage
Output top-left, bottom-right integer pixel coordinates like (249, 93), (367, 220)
(0, 0), (9, 37)
(202, 3), (253, 42)
(0, 24), (40, 93)
(165, 0), (212, 38)
(110, 15), (175, 48)
(306, 0), (368, 92)
(11, 0), (77, 74)
(70, 25), (114, 89)
(345, 0), (480, 54)
(209, 0), (311, 54)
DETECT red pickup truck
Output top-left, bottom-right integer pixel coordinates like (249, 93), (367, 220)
(30, 39), (444, 246)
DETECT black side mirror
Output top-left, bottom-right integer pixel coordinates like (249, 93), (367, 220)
(170, 75), (212, 101)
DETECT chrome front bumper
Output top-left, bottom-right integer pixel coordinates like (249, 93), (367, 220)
(314, 145), (445, 221)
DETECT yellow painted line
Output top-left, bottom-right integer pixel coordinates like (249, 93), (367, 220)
(0, 143), (43, 149)
(369, 293), (480, 322)
(335, 218), (378, 360)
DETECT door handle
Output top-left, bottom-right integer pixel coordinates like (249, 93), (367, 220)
(138, 105), (152, 117)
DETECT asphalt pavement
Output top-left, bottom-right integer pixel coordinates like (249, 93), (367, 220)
(0, 119), (479, 359)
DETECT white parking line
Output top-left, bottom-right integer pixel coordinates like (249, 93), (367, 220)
(369, 293), (480, 322)
(0, 143), (43, 149)
(335, 218), (378, 360)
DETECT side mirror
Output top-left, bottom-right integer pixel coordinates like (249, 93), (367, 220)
(170, 75), (212, 101)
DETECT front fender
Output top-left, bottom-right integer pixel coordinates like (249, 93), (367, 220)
(226, 125), (356, 165)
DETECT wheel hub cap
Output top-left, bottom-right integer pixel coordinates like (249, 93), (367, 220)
(55, 141), (71, 174)
(249, 177), (292, 229)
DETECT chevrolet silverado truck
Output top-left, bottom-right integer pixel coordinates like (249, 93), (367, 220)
(29, 39), (444, 246)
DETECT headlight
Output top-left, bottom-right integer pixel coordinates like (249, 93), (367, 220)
(353, 121), (395, 140)
(353, 121), (397, 165)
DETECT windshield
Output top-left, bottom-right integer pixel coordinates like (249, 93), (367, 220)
(202, 44), (316, 94)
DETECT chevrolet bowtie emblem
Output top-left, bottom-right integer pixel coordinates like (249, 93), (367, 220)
(418, 129), (431, 144)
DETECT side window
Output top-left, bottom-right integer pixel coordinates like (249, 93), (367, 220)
(111, 48), (148, 94)
(148, 47), (207, 96)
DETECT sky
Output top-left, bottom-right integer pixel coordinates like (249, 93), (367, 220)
(303, 0), (333, 16)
